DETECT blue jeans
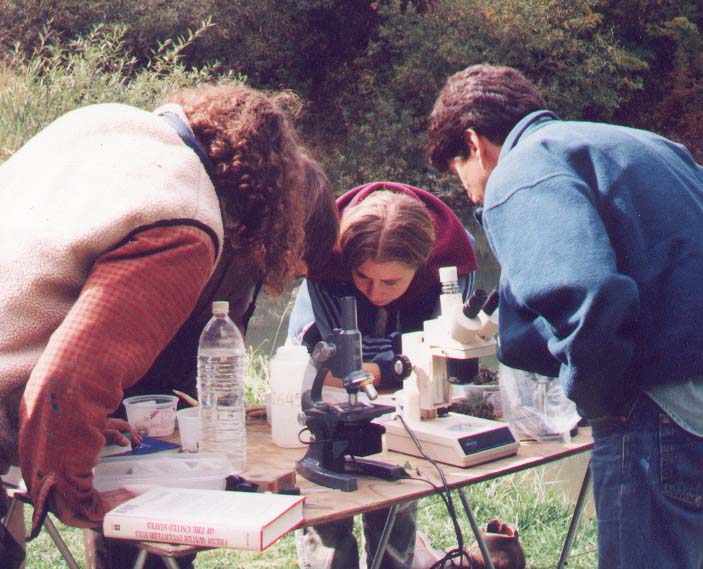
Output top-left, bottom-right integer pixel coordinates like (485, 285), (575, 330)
(590, 394), (703, 569)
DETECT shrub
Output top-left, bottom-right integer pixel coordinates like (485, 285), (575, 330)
(0, 19), (235, 161)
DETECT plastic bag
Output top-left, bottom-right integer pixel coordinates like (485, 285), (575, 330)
(498, 364), (581, 442)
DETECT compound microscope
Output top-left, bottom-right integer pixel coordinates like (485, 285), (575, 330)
(385, 267), (519, 468)
(296, 296), (407, 491)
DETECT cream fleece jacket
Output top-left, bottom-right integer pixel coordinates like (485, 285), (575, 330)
(0, 102), (224, 471)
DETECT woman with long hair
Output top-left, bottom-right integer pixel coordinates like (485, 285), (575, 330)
(0, 83), (337, 569)
(288, 181), (478, 569)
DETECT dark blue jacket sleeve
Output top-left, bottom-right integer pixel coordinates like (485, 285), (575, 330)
(287, 279), (355, 353)
(287, 279), (316, 350)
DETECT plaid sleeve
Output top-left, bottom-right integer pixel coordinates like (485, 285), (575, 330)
(19, 224), (216, 533)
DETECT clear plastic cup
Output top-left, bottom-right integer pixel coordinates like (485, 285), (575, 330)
(123, 394), (178, 437)
(176, 407), (200, 452)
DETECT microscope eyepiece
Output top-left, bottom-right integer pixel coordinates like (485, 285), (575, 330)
(462, 288), (487, 319)
(482, 288), (499, 316)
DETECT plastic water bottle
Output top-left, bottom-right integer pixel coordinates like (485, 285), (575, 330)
(197, 301), (247, 473)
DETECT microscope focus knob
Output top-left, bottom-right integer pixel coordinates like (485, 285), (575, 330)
(311, 340), (336, 364)
(362, 381), (379, 401)
(391, 354), (413, 381)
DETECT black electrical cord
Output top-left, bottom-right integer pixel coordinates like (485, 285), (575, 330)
(394, 414), (474, 568)
(298, 426), (312, 445)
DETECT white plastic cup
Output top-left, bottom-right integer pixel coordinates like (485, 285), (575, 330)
(176, 407), (201, 452)
(269, 345), (309, 448)
(123, 394), (178, 437)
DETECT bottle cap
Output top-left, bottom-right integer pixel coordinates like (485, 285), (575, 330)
(439, 266), (458, 283)
(212, 301), (230, 315)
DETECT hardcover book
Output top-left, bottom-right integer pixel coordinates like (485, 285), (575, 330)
(103, 487), (305, 551)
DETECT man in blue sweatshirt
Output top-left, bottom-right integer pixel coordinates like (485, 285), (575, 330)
(427, 64), (703, 569)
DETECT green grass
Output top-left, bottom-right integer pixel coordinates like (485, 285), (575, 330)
(24, 461), (597, 568)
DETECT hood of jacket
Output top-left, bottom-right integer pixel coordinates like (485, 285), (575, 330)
(309, 181), (477, 309)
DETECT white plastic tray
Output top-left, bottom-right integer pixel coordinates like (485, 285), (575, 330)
(93, 452), (232, 493)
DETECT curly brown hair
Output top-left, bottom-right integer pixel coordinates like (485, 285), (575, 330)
(166, 84), (306, 295)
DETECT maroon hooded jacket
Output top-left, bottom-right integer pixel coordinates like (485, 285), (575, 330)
(292, 182), (479, 389)
(309, 181), (477, 309)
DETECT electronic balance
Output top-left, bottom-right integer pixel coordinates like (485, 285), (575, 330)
(385, 268), (519, 468)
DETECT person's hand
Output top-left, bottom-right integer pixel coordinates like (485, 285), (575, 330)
(323, 370), (343, 388)
(104, 417), (142, 447)
(362, 363), (382, 387)
(323, 362), (382, 388)
(100, 488), (138, 512)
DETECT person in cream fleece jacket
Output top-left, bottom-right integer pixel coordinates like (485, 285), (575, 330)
(0, 84), (318, 566)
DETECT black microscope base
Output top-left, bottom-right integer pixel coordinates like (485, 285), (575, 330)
(297, 455), (407, 492)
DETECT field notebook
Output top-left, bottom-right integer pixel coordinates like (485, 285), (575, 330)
(99, 435), (181, 461)
(103, 487), (305, 551)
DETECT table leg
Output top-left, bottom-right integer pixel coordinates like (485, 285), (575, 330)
(130, 549), (186, 569)
(3, 497), (25, 568)
(132, 548), (183, 569)
(42, 514), (81, 569)
(457, 488), (496, 569)
(368, 503), (401, 569)
(556, 459), (592, 569)
(3, 497), (24, 547)
(132, 548), (148, 569)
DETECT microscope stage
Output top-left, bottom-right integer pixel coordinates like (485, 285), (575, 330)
(385, 413), (519, 468)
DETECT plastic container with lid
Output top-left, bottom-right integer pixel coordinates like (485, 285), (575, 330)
(123, 394), (178, 437)
(268, 344), (309, 448)
(92, 453), (233, 493)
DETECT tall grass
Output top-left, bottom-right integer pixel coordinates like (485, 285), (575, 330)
(245, 346), (272, 407)
(0, 18), (237, 162)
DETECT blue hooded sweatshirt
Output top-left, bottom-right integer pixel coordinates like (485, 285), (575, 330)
(481, 110), (703, 418)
